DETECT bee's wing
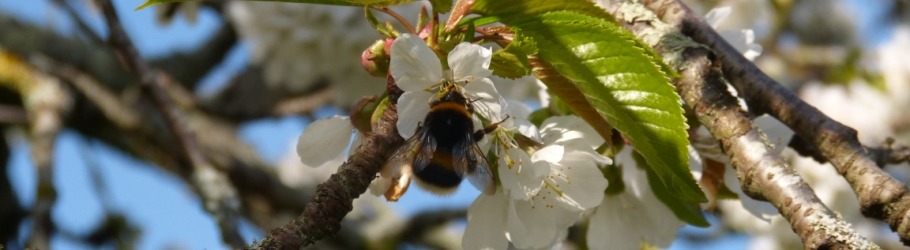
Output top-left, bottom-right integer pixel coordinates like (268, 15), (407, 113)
(453, 135), (495, 194)
(383, 126), (435, 178)
(381, 126), (436, 201)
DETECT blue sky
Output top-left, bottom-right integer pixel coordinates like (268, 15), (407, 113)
(0, 0), (894, 249)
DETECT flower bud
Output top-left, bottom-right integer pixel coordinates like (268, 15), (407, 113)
(361, 39), (392, 77)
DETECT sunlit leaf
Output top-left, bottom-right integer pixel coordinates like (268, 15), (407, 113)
(480, 6), (704, 202)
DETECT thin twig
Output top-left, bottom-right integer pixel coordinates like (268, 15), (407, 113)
(639, 0), (910, 244)
(374, 6), (417, 35)
(866, 139), (910, 167)
(51, 0), (104, 45)
(0, 104), (27, 124)
(95, 0), (245, 247)
(29, 55), (140, 128)
(25, 69), (69, 250)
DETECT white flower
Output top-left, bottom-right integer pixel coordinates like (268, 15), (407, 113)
(705, 6), (763, 61)
(587, 148), (683, 250)
(390, 34), (504, 138)
(463, 116), (609, 249)
(491, 75), (551, 107)
(227, 2), (422, 105)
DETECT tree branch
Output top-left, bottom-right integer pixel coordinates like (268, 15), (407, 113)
(252, 106), (404, 249)
(600, 1), (876, 248)
(639, 0), (910, 244)
(96, 0), (245, 246)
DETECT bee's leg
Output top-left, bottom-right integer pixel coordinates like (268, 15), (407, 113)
(473, 115), (511, 141)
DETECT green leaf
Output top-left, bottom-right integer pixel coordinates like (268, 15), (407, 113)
(455, 16), (501, 29)
(365, 6), (398, 37)
(489, 43), (531, 79)
(471, 0), (610, 21)
(633, 152), (709, 227)
(137, 0), (415, 10)
(495, 10), (705, 202)
(428, 0), (452, 13)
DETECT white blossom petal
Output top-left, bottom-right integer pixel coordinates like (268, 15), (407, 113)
(396, 91), (434, 138)
(505, 99), (532, 120)
(514, 118), (542, 144)
(507, 198), (577, 249)
(464, 191), (509, 250)
(587, 191), (682, 250)
(463, 78), (505, 121)
(704, 6), (732, 27)
(449, 43), (492, 82)
(390, 34), (442, 92)
(368, 176), (391, 196)
(549, 150), (608, 211)
(540, 116), (604, 150)
(588, 149), (683, 249)
(530, 145), (564, 165)
(297, 116), (354, 168)
(498, 148), (549, 200)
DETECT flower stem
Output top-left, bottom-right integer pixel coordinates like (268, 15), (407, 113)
(374, 6), (417, 35)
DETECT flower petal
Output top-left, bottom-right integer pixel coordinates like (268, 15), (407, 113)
(396, 91), (433, 138)
(704, 7), (732, 28)
(297, 116), (354, 168)
(463, 191), (509, 250)
(390, 34), (442, 92)
(531, 145), (564, 166)
(507, 198), (579, 249)
(540, 116), (604, 150)
(498, 148), (548, 200)
(587, 191), (683, 250)
(449, 42), (492, 82)
(549, 149), (608, 211)
(588, 156), (684, 250)
(463, 78), (504, 121)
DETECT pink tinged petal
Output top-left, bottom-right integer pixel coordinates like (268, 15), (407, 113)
(297, 116), (354, 168)
(463, 78), (504, 120)
(550, 150), (608, 211)
(498, 148), (548, 201)
(390, 34), (442, 92)
(396, 91), (434, 138)
(449, 42), (493, 81)
(464, 191), (509, 250)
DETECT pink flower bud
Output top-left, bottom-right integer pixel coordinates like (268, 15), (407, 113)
(361, 39), (392, 77)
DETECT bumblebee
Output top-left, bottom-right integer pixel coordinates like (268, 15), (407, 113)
(382, 83), (502, 201)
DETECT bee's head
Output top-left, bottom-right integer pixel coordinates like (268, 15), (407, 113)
(433, 81), (469, 105)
